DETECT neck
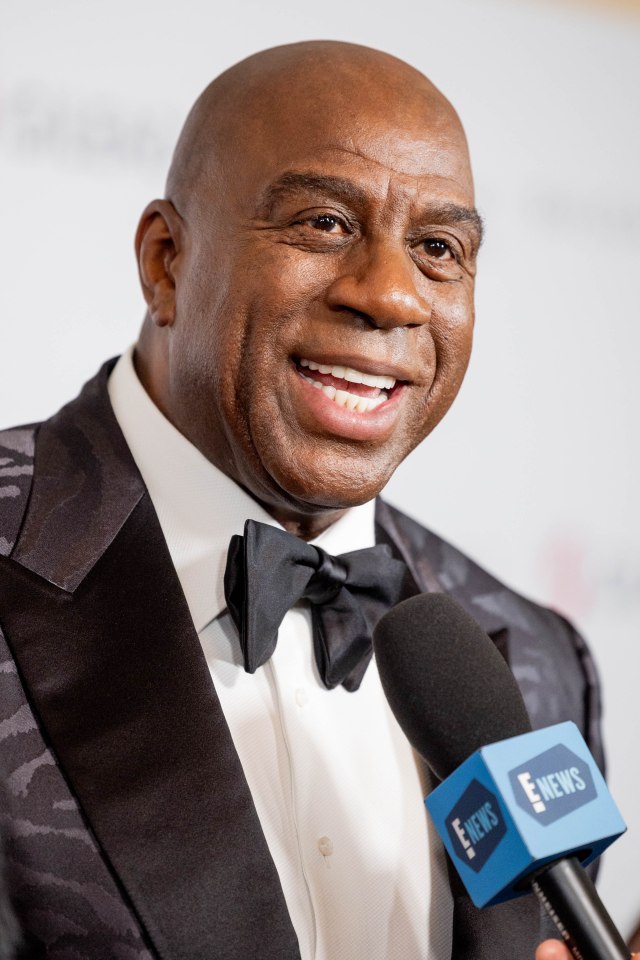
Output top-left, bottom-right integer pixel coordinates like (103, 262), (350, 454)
(262, 504), (350, 541)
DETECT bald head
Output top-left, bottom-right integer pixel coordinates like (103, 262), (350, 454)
(165, 41), (470, 215)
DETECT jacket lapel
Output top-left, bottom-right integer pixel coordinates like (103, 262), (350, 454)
(11, 360), (145, 591)
(4, 365), (300, 960)
(375, 496), (602, 770)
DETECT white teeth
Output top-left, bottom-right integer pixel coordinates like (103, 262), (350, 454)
(301, 372), (389, 413)
(361, 371), (391, 388)
(302, 359), (334, 374)
(299, 358), (397, 391)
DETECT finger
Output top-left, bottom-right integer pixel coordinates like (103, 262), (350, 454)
(535, 940), (571, 960)
(536, 943), (640, 960)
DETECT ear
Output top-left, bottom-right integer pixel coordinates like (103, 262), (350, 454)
(135, 199), (184, 327)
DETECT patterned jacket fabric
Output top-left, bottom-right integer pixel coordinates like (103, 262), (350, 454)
(0, 362), (603, 960)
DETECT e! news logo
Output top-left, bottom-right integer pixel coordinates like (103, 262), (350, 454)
(446, 779), (506, 872)
(508, 744), (597, 826)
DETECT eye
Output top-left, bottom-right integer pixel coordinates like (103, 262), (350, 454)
(422, 238), (454, 260)
(410, 233), (465, 280)
(298, 213), (350, 234)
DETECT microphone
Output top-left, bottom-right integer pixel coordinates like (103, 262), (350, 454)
(372, 592), (629, 960)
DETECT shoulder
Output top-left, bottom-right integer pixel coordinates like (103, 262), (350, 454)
(376, 499), (603, 769)
(0, 423), (39, 558)
(0, 361), (146, 592)
(377, 497), (552, 625)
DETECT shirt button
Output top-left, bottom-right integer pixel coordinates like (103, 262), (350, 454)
(295, 687), (308, 707)
(317, 836), (334, 857)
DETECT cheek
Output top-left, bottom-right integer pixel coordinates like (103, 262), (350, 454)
(431, 290), (475, 381)
(222, 251), (332, 391)
(403, 291), (474, 441)
(173, 253), (232, 378)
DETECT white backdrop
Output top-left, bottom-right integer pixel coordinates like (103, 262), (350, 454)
(2, 0), (639, 937)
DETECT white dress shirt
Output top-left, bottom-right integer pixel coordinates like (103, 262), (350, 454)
(108, 346), (452, 960)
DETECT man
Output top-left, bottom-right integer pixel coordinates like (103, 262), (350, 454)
(0, 41), (602, 959)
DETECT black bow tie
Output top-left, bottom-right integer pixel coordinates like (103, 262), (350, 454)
(224, 519), (409, 691)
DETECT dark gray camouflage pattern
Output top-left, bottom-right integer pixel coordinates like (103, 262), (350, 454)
(0, 430), (36, 559)
(0, 799), (20, 960)
(0, 626), (153, 960)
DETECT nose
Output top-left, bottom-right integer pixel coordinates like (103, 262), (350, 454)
(325, 240), (431, 330)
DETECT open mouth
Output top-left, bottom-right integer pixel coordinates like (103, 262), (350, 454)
(295, 357), (402, 413)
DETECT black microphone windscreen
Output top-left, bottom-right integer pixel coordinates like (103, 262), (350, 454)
(372, 592), (532, 780)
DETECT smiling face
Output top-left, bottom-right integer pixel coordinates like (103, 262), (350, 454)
(135, 43), (481, 537)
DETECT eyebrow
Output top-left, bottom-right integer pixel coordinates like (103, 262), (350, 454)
(258, 172), (369, 216)
(421, 202), (485, 247)
(258, 171), (484, 247)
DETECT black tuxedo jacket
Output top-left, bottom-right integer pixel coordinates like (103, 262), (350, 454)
(0, 362), (603, 960)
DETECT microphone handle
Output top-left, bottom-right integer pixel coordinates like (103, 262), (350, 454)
(531, 857), (629, 960)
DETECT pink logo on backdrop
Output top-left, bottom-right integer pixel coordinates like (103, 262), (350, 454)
(538, 533), (593, 622)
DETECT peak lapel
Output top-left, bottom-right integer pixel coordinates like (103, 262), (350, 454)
(12, 360), (145, 591)
(3, 364), (300, 960)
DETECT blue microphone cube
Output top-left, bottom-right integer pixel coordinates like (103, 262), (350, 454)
(425, 721), (626, 907)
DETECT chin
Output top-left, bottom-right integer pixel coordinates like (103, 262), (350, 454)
(270, 454), (396, 513)
(246, 411), (411, 514)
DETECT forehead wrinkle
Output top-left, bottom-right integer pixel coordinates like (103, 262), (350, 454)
(329, 136), (471, 182)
